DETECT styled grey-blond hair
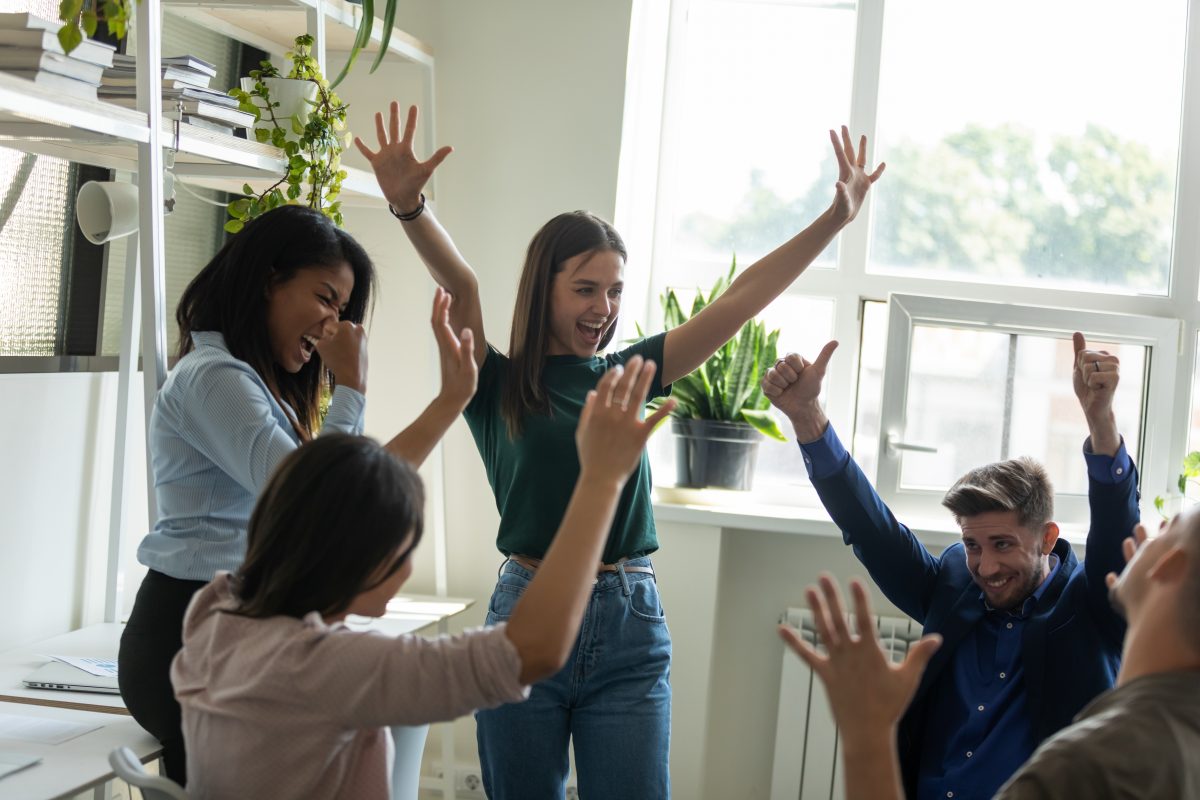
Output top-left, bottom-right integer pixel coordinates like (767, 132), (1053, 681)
(941, 456), (1054, 532)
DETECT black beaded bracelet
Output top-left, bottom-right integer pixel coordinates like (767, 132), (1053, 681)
(388, 193), (426, 222)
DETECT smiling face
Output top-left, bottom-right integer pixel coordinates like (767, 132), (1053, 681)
(265, 262), (354, 373)
(545, 248), (624, 357)
(961, 510), (1058, 611)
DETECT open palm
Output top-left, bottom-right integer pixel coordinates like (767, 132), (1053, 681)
(354, 102), (452, 213)
(829, 126), (885, 227)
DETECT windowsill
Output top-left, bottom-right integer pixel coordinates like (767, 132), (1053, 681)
(652, 489), (1092, 549)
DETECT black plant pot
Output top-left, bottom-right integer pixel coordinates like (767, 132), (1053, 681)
(671, 418), (762, 491)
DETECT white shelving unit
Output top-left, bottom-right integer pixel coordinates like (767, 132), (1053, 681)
(3, 3), (454, 793)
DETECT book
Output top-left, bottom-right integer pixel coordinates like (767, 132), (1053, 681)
(0, 49), (103, 83)
(99, 85), (239, 107)
(0, 31), (115, 66)
(6, 69), (96, 100)
(101, 74), (212, 90)
(178, 115), (239, 135)
(112, 52), (217, 78)
(167, 100), (254, 128)
(0, 12), (62, 32)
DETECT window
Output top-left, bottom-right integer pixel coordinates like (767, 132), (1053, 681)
(0, 11), (244, 366)
(621, 0), (1200, 524)
(875, 295), (1175, 522)
(870, 0), (1186, 295)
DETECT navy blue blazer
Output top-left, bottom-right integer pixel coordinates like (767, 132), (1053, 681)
(812, 453), (1138, 795)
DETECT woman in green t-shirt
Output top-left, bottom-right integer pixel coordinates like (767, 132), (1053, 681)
(356, 101), (884, 799)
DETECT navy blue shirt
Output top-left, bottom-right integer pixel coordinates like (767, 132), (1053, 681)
(800, 423), (1132, 798)
(916, 555), (1060, 800)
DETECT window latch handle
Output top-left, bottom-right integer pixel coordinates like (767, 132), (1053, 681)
(886, 433), (939, 454)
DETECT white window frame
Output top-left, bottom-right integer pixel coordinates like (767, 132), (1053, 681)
(876, 294), (1180, 524)
(620, 0), (1200, 523)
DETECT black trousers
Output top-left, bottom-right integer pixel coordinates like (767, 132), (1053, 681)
(118, 569), (208, 785)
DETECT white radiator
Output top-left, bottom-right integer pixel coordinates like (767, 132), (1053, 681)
(770, 607), (921, 800)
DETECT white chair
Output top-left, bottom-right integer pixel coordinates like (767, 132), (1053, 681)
(108, 747), (189, 800)
(390, 723), (430, 800)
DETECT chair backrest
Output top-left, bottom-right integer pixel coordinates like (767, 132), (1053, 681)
(108, 747), (189, 800)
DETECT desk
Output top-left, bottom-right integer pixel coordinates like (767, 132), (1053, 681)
(0, 595), (474, 716)
(0, 625), (126, 715)
(0, 594), (475, 714)
(0, 701), (160, 800)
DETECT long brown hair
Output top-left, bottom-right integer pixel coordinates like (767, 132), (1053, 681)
(176, 205), (375, 440)
(233, 434), (424, 620)
(501, 211), (626, 438)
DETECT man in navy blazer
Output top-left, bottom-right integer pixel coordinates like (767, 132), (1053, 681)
(761, 332), (1137, 800)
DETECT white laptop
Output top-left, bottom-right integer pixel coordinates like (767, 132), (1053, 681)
(22, 662), (120, 694)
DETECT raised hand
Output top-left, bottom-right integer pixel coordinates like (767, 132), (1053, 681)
(761, 340), (838, 441)
(576, 356), (676, 486)
(1072, 331), (1120, 455)
(354, 102), (452, 214)
(315, 320), (368, 394)
(1105, 521), (1151, 594)
(829, 126), (886, 227)
(779, 575), (941, 744)
(431, 287), (477, 411)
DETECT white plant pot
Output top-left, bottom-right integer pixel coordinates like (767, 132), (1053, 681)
(241, 76), (318, 134)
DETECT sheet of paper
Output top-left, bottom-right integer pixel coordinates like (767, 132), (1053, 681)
(0, 751), (41, 779)
(48, 655), (118, 678)
(0, 713), (100, 745)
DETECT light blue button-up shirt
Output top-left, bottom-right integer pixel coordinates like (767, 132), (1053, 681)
(137, 331), (365, 581)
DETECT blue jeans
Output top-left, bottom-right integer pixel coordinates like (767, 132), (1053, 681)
(475, 556), (672, 799)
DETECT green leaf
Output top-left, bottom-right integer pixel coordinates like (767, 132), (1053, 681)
(1183, 451), (1200, 476)
(56, 22), (83, 54)
(663, 290), (686, 330)
(241, 183), (254, 196)
(371, 0), (399, 74)
(223, 219), (244, 234)
(329, 0), (373, 89)
(80, 9), (97, 36)
(723, 321), (759, 415)
(271, 128), (287, 148)
(291, 115), (305, 136)
(1179, 473), (1188, 495)
(740, 408), (787, 441)
(254, 128), (271, 144)
(227, 198), (251, 217)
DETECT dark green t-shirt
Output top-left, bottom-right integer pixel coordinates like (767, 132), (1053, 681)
(463, 333), (671, 563)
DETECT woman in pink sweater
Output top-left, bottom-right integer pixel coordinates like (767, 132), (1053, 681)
(171, 357), (672, 799)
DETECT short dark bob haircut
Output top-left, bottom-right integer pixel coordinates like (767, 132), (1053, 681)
(233, 434), (424, 619)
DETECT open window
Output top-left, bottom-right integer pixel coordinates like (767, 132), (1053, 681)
(874, 294), (1179, 526)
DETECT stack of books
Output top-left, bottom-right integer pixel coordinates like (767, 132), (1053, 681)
(0, 12), (115, 100)
(100, 53), (255, 135)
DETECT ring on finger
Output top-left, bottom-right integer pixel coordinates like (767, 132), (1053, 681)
(1093, 361), (1101, 373)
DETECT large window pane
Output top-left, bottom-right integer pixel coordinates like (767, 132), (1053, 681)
(869, 0), (1185, 294)
(898, 329), (1145, 495)
(663, 0), (855, 289)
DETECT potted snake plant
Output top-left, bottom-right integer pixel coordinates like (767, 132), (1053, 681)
(644, 257), (787, 491)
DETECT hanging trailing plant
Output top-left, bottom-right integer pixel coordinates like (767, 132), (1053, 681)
(225, 34), (350, 233)
(57, 0), (132, 53)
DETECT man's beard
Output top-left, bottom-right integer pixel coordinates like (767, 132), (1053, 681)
(980, 561), (1046, 612)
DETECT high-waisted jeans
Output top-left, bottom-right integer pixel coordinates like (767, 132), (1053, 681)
(475, 556), (672, 799)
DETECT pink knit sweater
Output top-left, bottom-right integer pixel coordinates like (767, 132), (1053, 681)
(171, 573), (528, 799)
